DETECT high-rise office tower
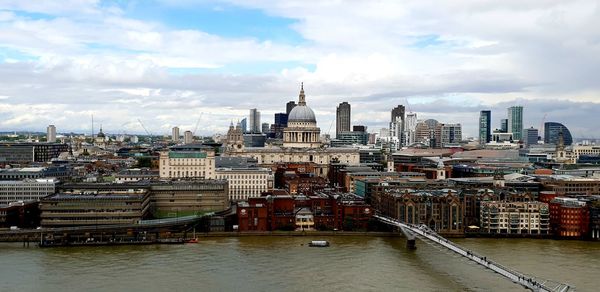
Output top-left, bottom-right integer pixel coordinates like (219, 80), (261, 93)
(171, 126), (180, 143)
(249, 108), (261, 133)
(544, 122), (573, 146)
(479, 110), (491, 144)
(390, 105), (406, 146)
(336, 102), (351, 138)
(404, 113), (417, 145)
(441, 123), (462, 146)
(507, 106), (523, 141)
(46, 125), (56, 143)
(286, 101), (297, 115)
(184, 130), (193, 144)
(524, 127), (539, 146)
(500, 119), (508, 133)
(240, 118), (247, 133)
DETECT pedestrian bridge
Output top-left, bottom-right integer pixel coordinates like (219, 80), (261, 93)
(374, 214), (574, 292)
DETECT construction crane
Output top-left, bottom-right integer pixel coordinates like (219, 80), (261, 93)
(137, 119), (152, 136)
(539, 113), (547, 138)
(327, 119), (334, 136)
(192, 112), (204, 136)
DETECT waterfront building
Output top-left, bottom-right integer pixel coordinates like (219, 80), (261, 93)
(184, 130), (193, 144)
(0, 201), (40, 228)
(249, 108), (261, 133)
(236, 192), (371, 232)
(40, 190), (151, 227)
(507, 106), (523, 141)
(524, 127), (538, 146)
(372, 188), (464, 236)
(479, 201), (549, 235)
(172, 126), (180, 143)
(159, 144), (216, 179)
(47, 125), (56, 143)
(0, 179), (56, 205)
(549, 197), (589, 238)
(544, 122), (573, 146)
(0, 143), (69, 164)
(215, 167), (274, 201)
(149, 180), (229, 217)
(336, 102), (351, 138)
(479, 111), (491, 144)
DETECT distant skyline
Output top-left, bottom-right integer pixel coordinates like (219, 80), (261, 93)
(1, 1), (600, 138)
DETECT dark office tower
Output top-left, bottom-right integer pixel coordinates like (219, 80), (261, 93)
(524, 127), (539, 146)
(391, 105), (405, 123)
(479, 110), (491, 144)
(353, 125), (366, 132)
(274, 113), (288, 126)
(261, 123), (270, 134)
(336, 102), (351, 138)
(286, 101), (297, 115)
(500, 119), (508, 133)
(544, 122), (573, 146)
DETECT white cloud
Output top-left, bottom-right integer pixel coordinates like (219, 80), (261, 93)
(0, 0), (599, 137)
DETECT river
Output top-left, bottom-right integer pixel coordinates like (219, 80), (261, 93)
(1, 236), (598, 291)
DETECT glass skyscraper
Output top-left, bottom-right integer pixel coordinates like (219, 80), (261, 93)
(544, 122), (573, 146)
(479, 110), (491, 144)
(507, 106), (523, 141)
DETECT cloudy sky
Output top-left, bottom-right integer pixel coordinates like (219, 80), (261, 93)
(1, 0), (600, 138)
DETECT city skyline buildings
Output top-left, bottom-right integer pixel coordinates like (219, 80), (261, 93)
(479, 110), (491, 144)
(336, 102), (351, 138)
(508, 106), (524, 141)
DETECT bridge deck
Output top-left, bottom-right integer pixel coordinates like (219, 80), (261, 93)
(374, 215), (573, 292)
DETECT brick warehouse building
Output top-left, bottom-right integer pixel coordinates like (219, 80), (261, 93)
(236, 192), (372, 232)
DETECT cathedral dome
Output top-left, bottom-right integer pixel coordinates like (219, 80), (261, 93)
(288, 105), (316, 123)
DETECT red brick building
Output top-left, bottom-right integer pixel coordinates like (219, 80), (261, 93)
(549, 197), (590, 238)
(236, 192), (372, 232)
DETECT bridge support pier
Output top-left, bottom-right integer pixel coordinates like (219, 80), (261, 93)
(406, 238), (416, 250)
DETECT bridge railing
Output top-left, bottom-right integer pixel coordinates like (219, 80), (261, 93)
(374, 215), (573, 292)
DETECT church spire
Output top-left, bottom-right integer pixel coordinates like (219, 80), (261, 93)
(298, 82), (306, 106)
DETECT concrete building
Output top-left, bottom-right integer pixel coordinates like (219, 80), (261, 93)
(415, 119), (441, 148)
(479, 110), (491, 144)
(172, 126), (180, 143)
(480, 201), (550, 235)
(508, 106), (524, 141)
(184, 130), (193, 144)
(249, 108), (261, 133)
(0, 179), (56, 205)
(40, 190), (151, 227)
(215, 167), (274, 201)
(159, 145), (216, 179)
(150, 180), (229, 217)
(331, 131), (368, 147)
(389, 105), (406, 148)
(524, 127), (538, 146)
(440, 123), (462, 147)
(336, 102), (351, 138)
(47, 125), (56, 143)
(0, 166), (71, 180)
